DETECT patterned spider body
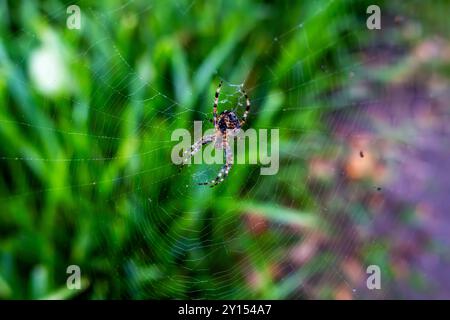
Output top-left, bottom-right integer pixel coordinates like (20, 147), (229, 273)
(217, 110), (240, 134)
(180, 81), (251, 187)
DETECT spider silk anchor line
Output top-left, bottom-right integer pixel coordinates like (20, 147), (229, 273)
(171, 121), (279, 176)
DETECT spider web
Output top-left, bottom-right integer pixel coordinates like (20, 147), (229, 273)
(1, 0), (447, 299)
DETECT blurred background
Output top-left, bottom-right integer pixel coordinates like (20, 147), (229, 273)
(0, 0), (449, 299)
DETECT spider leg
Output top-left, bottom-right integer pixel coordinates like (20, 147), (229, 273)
(239, 87), (251, 126)
(198, 133), (233, 187)
(213, 81), (223, 129)
(179, 134), (215, 170)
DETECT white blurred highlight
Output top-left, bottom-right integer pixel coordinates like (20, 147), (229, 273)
(29, 31), (69, 96)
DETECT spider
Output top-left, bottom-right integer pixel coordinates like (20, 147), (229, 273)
(180, 81), (251, 187)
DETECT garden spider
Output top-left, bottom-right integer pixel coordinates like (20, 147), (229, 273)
(180, 81), (251, 187)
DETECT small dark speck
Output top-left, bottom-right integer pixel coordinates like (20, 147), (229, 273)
(377, 187), (382, 191)
(360, 151), (364, 158)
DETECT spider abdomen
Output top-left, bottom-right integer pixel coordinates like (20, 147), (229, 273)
(218, 111), (240, 134)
